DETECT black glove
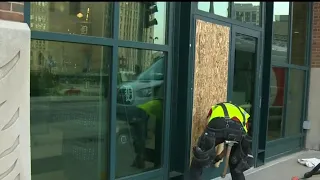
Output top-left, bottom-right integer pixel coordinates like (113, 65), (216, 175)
(214, 155), (222, 163)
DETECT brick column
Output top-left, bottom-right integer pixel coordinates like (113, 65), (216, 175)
(0, 2), (24, 22)
(312, 2), (320, 67)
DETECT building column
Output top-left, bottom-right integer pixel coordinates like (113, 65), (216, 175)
(306, 2), (320, 150)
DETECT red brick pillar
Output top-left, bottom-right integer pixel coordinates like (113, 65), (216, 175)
(0, 2), (24, 22)
(306, 2), (320, 150)
(312, 2), (320, 67)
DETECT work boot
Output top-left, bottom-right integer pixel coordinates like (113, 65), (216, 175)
(131, 155), (145, 169)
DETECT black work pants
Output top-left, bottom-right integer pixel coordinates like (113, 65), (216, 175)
(132, 114), (162, 167)
(189, 118), (246, 180)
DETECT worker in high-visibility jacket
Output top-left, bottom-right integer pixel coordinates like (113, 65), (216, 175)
(189, 102), (253, 180)
(131, 86), (163, 169)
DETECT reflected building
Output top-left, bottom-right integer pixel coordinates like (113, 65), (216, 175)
(30, 2), (49, 72)
(273, 15), (289, 47)
(234, 3), (260, 26)
(30, 2), (156, 75)
(30, 2), (112, 74)
(118, 2), (156, 72)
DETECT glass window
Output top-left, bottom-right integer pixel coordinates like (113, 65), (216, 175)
(30, 40), (111, 180)
(30, 2), (113, 37)
(116, 48), (165, 177)
(245, 12), (251, 22)
(232, 33), (257, 117)
(272, 2), (290, 63)
(236, 11), (242, 21)
(291, 2), (308, 66)
(252, 11), (257, 23)
(119, 2), (168, 45)
(285, 69), (305, 136)
(234, 2), (260, 26)
(268, 67), (287, 140)
(198, 2), (231, 18)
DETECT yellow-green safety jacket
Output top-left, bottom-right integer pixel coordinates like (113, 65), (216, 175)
(208, 102), (250, 133)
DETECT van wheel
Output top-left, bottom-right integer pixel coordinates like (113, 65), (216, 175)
(117, 130), (130, 145)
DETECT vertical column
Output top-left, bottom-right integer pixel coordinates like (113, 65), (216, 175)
(0, 20), (31, 180)
(306, 2), (320, 150)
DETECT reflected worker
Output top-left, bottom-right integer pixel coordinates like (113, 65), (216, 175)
(130, 85), (163, 169)
(189, 102), (254, 180)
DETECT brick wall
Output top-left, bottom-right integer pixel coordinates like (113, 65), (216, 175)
(0, 2), (24, 22)
(312, 2), (320, 68)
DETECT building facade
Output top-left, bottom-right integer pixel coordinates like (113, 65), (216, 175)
(0, 2), (317, 180)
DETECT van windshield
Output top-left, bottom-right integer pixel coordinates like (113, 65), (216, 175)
(137, 56), (164, 81)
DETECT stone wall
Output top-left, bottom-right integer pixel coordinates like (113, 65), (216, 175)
(0, 20), (30, 180)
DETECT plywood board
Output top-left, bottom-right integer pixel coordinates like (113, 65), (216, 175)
(190, 20), (230, 164)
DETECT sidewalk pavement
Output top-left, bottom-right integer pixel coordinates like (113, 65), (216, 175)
(213, 150), (320, 180)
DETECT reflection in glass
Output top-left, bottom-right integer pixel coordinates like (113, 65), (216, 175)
(285, 69), (305, 136)
(30, 40), (111, 180)
(119, 2), (167, 45)
(268, 67), (286, 140)
(234, 2), (260, 26)
(198, 2), (231, 18)
(30, 2), (113, 37)
(116, 48), (165, 177)
(272, 2), (290, 63)
(291, 2), (308, 66)
(232, 33), (257, 116)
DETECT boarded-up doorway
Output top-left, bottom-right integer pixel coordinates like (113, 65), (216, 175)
(190, 19), (230, 164)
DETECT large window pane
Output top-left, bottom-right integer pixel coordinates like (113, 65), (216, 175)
(116, 48), (165, 177)
(198, 2), (231, 18)
(30, 40), (111, 180)
(234, 2), (261, 26)
(119, 2), (168, 45)
(285, 69), (305, 136)
(232, 33), (257, 116)
(291, 2), (308, 66)
(30, 2), (113, 37)
(268, 67), (287, 140)
(272, 2), (290, 63)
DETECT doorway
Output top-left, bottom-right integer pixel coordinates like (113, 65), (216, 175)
(230, 25), (262, 166)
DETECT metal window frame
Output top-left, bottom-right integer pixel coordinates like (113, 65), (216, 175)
(301, 2), (314, 148)
(185, 2), (266, 178)
(265, 1), (312, 159)
(190, 0), (312, 167)
(25, 2), (175, 180)
(231, 26), (263, 169)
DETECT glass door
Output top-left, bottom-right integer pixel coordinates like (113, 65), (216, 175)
(230, 26), (262, 166)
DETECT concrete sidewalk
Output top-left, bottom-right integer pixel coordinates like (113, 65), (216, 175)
(213, 150), (320, 180)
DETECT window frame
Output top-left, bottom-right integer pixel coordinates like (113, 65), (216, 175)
(263, 2), (313, 160)
(24, 2), (175, 180)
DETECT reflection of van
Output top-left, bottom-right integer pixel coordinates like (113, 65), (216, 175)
(117, 56), (164, 107)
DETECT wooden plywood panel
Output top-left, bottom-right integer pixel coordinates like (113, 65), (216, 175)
(190, 20), (230, 163)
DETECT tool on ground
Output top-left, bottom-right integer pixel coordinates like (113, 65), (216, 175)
(221, 140), (238, 178)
